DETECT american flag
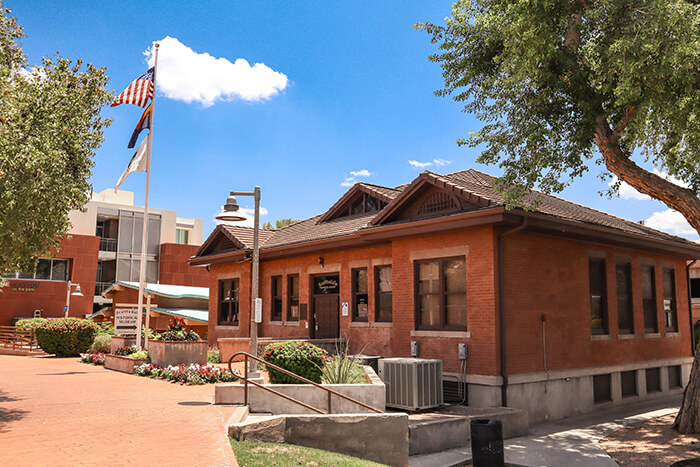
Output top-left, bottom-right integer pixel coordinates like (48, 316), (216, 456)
(111, 68), (154, 108)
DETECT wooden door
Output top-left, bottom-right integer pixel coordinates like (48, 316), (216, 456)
(314, 294), (339, 339)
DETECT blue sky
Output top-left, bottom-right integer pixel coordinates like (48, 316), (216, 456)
(12, 1), (698, 240)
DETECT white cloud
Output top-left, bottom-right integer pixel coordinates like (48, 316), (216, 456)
(433, 158), (452, 167)
(145, 37), (288, 107)
(340, 176), (356, 187)
(408, 160), (433, 168)
(408, 159), (453, 169)
(213, 206), (269, 228)
(611, 170), (689, 201)
(350, 169), (371, 177)
(644, 209), (697, 236)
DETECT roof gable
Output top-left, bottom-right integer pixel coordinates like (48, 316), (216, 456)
(370, 172), (496, 225)
(317, 182), (401, 224)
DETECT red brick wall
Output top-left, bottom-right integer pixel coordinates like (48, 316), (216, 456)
(0, 234), (99, 325)
(159, 243), (209, 287)
(207, 226), (694, 377)
(502, 232), (693, 375)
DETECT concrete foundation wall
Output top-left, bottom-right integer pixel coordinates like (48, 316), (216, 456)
(216, 381), (385, 414)
(284, 413), (408, 467)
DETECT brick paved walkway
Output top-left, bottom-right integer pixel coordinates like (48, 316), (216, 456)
(0, 355), (238, 466)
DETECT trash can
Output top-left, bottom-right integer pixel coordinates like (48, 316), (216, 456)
(470, 419), (504, 467)
(353, 354), (382, 373)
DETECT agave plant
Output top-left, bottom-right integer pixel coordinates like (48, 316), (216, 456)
(319, 340), (367, 385)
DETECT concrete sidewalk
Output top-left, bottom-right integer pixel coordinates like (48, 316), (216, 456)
(0, 355), (238, 467)
(410, 395), (682, 467)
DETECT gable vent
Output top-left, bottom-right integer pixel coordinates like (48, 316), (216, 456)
(417, 192), (457, 215)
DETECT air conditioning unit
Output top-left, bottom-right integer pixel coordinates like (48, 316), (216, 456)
(378, 358), (443, 411)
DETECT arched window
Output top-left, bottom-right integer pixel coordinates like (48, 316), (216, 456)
(417, 192), (457, 215)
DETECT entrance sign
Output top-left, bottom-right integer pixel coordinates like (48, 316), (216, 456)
(115, 307), (139, 336)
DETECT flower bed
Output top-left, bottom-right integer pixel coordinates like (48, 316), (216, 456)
(80, 353), (106, 365)
(136, 363), (239, 385)
(105, 354), (149, 374)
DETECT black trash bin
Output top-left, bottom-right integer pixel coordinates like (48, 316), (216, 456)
(470, 419), (504, 467)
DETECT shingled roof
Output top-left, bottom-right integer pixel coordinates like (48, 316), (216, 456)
(193, 169), (699, 261)
(441, 169), (697, 247)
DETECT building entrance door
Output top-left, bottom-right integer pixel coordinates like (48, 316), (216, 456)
(311, 275), (340, 339)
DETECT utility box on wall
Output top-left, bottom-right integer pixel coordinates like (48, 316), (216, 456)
(378, 358), (443, 411)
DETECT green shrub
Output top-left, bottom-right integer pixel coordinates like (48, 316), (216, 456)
(35, 318), (100, 357)
(15, 318), (48, 330)
(97, 321), (114, 335)
(262, 341), (328, 384)
(207, 347), (221, 363)
(130, 350), (149, 360)
(88, 333), (112, 353)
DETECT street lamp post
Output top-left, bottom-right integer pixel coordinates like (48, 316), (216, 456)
(216, 186), (261, 377)
(64, 281), (84, 318)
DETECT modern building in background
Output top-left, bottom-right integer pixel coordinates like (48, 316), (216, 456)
(0, 188), (208, 325)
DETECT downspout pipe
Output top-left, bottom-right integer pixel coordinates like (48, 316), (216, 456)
(498, 217), (528, 407)
(687, 260), (696, 353)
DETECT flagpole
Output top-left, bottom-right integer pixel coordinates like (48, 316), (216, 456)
(135, 43), (159, 351)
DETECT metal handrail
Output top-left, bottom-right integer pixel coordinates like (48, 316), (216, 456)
(228, 351), (383, 415)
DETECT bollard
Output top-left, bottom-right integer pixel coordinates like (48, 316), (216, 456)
(470, 419), (504, 467)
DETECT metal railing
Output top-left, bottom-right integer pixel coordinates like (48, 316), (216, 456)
(228, 351), (383, 415)
(94, 281), (113, 296)
(99, 237), (117, 252)
(0, 326), (40, 352)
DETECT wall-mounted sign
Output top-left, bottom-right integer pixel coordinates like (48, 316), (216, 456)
(341, 302), (349, 316)
(9, 281), (40, 292)
(254, 298), (262, 323)
(314, 276), (339, 295)
(115, 307), (139, 336)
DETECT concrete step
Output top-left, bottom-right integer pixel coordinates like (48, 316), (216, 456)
(408, 405), (528, 457)
(226, 405), (249, 425)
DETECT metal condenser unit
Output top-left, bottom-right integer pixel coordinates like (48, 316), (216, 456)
(378, 358), (443, 410)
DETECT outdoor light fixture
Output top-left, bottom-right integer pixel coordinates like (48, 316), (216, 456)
(217, 187), (262, 377)
(215, 193), (247, 222)
(65, 281), (83, 318)
(318, 256), (324, 266)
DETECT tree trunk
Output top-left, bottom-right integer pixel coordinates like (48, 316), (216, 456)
(594, 114), (700, 234)
(675, 345), (700, 433)
(594, 113), (700, 433)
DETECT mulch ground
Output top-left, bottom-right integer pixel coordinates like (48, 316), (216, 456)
(600, 413), (700, 466)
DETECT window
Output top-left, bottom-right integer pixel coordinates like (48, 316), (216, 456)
(692, 278), (700, 299)
(375, 266), (392, 322)
(415, 258), (467, 330)
(6, 258), (70, 281)
(417, 192), (458, 215)
(669, 365), (682, 389)
(218, 279), (239, 325)
(663, 267), (678, 332)
(287, 275), (300, 321)
(176, 229), (189, 245)
(589, 258), (608, 335)
(352, 268), (369, 322)
(621, 370), (637, 398)
(593, 374), (612, 404)
(345, 193), (386, 217)
(646, 368), (661, 393)
(642, 265), (658, 333)
(271, 276), (283, 321)
(616, 262), (634, 334)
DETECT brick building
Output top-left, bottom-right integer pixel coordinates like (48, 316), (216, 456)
(190, 169), (700, 421)
(1, 188), (208, 325)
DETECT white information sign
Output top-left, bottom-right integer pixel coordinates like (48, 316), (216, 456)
(341, 302), (349, 316)
(115, 307), (139, 336)
(255, 298), (263, 323)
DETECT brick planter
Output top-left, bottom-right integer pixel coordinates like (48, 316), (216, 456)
(105, 354), (149, 374)
(110, 336), (136, 355)
(149, 340), (207, 367)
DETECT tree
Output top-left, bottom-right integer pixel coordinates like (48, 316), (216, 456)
(0, 6), (112, 277)
(262, 218), (299, 230)
(417, 0), (700, 431)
